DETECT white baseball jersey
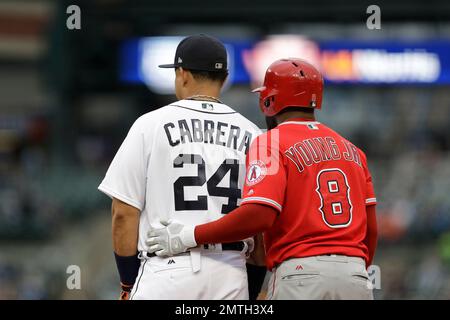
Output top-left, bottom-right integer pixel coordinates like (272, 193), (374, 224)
(99, 99), (261, 253)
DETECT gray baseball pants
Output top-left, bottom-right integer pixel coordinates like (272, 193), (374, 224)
(267, 255), (374, 300)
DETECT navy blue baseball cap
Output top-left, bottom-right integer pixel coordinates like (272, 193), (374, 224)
(159, 34), (228, 72)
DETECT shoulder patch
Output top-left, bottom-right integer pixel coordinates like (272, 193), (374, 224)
(246, 160), (267, 186)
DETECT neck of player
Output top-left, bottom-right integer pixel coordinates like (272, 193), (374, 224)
(182, 83), (222, 102)
(276, 109), (316, 124)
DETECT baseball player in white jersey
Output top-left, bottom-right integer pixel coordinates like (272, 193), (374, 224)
(98, 34), (263, 300)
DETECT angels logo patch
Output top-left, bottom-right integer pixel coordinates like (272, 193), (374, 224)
(246, 160), (267, 186)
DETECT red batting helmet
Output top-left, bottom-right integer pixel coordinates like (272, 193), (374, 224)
(252, 58), (324, 117)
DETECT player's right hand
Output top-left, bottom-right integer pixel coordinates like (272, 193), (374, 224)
(146, 220), (197, 257)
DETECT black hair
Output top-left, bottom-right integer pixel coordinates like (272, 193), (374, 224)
(188, 69), (228, 84)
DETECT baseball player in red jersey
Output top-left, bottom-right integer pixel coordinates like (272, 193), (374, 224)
(146, 58), (378, 299)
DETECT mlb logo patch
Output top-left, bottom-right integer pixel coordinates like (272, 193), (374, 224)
(307, 123), (318, 130)
(202, 103), (214, 110)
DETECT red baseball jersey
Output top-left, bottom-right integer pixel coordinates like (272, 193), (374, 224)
(241, 118), (377, 270)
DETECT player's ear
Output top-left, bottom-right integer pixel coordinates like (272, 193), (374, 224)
(179, 67), (190, 86)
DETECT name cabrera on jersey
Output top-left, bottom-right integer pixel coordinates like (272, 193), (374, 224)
(163, 118), (253, 153)
(98, 99), (261, 252)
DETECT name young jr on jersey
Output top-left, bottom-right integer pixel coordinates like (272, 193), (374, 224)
(284, 136), (362, 173)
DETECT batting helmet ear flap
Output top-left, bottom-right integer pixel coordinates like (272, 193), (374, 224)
(263, 95), (275, 108)
(255, 86), (279, 115)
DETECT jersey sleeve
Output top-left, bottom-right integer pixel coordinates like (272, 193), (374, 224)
(241, 130), (287, 212)
(360, 150), (377, 206)
(98, 117), (148, 210)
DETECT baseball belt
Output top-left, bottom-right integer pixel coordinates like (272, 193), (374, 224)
(146, 241), (245, 258)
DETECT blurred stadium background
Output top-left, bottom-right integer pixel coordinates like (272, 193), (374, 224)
(1, 0), (450, 299)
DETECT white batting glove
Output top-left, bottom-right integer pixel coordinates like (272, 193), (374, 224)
(146, 220), (197, 257)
